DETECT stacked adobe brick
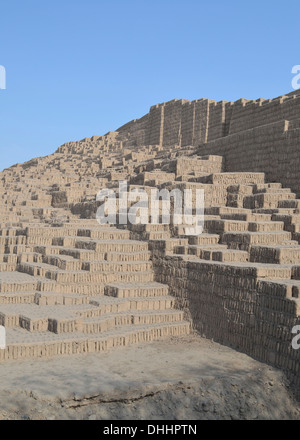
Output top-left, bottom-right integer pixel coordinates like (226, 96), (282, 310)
(0, 89), (300, 393)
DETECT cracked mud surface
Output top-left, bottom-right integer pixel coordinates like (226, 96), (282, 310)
(0, 334), (299, 420)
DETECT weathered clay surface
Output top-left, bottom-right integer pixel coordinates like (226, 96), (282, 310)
(0, 89), (300, 395)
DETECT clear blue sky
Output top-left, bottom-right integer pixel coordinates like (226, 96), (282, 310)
(0, 0), (299, 171)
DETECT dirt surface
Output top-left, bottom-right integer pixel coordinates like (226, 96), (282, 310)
(0, 333), (299, 420)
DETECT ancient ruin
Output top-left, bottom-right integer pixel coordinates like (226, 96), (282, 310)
(0, 89), (300, 392)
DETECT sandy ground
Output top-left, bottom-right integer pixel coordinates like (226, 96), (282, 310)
(0, 333), (299, 420)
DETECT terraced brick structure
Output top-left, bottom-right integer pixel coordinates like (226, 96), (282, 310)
(0, 88), (300, 392)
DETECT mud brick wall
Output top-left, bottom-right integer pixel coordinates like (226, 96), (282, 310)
(180, 101), (195, 146)
(153, 255), (300, 389)
(117, 91), (300, 155)
(180, 99), (211, 146)
(116, 113), (150, 147)
(192, 99), (210, 144)
(117, 98), (223, 147)
(199, 119), (300, 197)
(128, 114), (149, 147)
(207, 101), (227, 142)
(162, 99), (188, 146)
(115, 90), (300, 196)
(147, 104), (165, 146)
(229, 95), (300, 135)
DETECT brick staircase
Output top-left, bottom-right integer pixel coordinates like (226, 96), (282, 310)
(0, 222), (190, 361)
